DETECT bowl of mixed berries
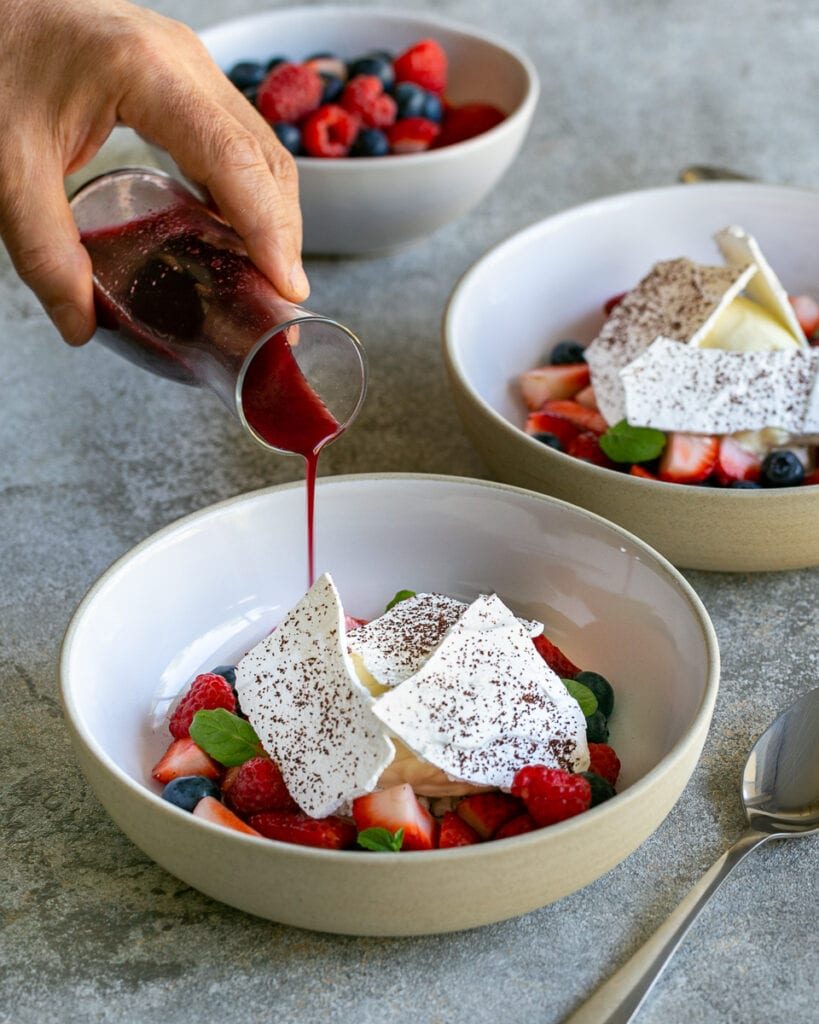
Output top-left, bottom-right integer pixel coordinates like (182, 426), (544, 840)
(444, 183), (819, 571)
(181, 6), (538, 254)
(60, 475), (718, 935)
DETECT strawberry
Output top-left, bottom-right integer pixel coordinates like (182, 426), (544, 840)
(393, 38), (448, 94)
(249, 810), (356, 849)
(629, 464), (658, 480)
(435, 102), (506, 147)
(519, 364), (590, 409)
(152, 737), (221, 784)
(455, 793), (524, 840)
(387, 117), (440, 154)
(341, 75), (397, 129)
(574, 385), (599, 410)
(603, 291), (627, 316)
(224, 756), (296, 816)
(524, 411), (580, 448)
(169, 672), (237, 739)
(789, 294), (819, 337)
(494, 813), (537, 840)
(713, 436), (762, 486)
(587, 743), (621, 786)
(257, 62), (323, 123)
(438, 811), (481, 848)
(192, 796), (261, 836)
(540, 400), (608, 435)
(567, 431), (616, 468)
(302, 104), (360, 158)
(344, 615), (368, 631)
(352, 784), (437, 851)
(658, 432), (719, 484)
(511, 765), (592, 826)
(532, 633), (580, 678)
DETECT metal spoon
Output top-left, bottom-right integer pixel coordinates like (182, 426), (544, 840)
(678, 164), (755, 183)
(564, 686), (819, 1024)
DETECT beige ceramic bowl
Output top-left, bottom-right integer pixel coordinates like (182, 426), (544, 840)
(443, 183), (819, 572)
(60, 475), (718, 935)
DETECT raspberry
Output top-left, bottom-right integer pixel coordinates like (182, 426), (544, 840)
(394, 39), (448, 94)
(224, 756), (296, 815)
(257, 63), (323, 124)
(340, 75), (397, 129)
(302, 104), (360, 157)
(587, 743), (621, 786)
(511, 765), (592, 826)
(169, 673), (236, 739)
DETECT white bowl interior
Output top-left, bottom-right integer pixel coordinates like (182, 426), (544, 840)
(63, 477), (713, 808)
(447, 184), (819, 428)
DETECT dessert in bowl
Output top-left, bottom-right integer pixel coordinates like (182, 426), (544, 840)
(443, 183), (819, 571)
(60, 475), (718, 935)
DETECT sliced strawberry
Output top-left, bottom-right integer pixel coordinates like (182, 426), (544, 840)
(532, 633), (580, 678)
(224, 756), (296, 816)
(524, 411), (581, 448)
(658, 433), (719, 484)
(193, 796), (261, 836)
(435, 102), (505, 147)
(169, 672), (236, 739)
(789, 294), (819, 337)
(152, 737), (221, 784)
(494, 813), (537, 840)
(303, 56), (348, 82)
(629, 464), (658, 480)
(249, 810), (356, 849)
(344, 615), (368, 631)
(567, 431), (616, 468)
(387, 117), (440, 154)
(574, 385), (599, 410)
(352, 783), (437, 851)
(540, 400), (608, 435)
(603, 291), (627, 316)
(587, 743), (621, 787)
(519, 364), (590, 409)
(438, 811), (481, 848)
(393, 38), (448, 94)
(713, 436), (762, 485)
(455, 793), (524, 840)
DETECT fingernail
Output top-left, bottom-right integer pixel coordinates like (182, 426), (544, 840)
(50, 302), (89, 346)
(289, 263), (310, 302)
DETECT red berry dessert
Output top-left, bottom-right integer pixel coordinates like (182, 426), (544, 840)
(225, 39), (506, 159)
(150, 579), (622, 852)
(519, 226), (819, 488)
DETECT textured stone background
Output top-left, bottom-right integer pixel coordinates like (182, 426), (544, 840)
(1, 1), (817, 1022)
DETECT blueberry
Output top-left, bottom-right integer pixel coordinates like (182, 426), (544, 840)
(394, 82), (427, 118)
(364, 49), (394, 63)
(162, 775), (222, 812)
(532, 432), (563, 451)
(422, 91), (444, 123)
(575, 671), (614, 718)
(351, 128), (390, 157)
(227, 60), (267, 91)
(212, 664), (237, 687)
(585, 710), (610, 743)
(320, 73), (344, 104)
(761, 450), (805, 488)
(347, 56), (395, 92)
(306, 50), (335, 61)
(272, 122), (302, 155)
(266, 55), (287, 71)
(580, 771), (616, 807)
(729, 480), (762, 489)
(550, 340), (586, 365)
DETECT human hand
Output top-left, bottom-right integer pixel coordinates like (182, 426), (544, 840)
(0, 0), (308, 346)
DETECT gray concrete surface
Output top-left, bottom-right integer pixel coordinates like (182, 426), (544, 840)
(1, 0), (818, 1021)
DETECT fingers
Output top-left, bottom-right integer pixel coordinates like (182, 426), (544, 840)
(0, 150), (95, 346)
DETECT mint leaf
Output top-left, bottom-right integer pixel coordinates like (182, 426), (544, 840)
(599, 420), (666, 464)
(357, 827), (404, 852)
(189, 708), (264, 766)
(562, 678), (598, 718)
(385, 589), (416, 612)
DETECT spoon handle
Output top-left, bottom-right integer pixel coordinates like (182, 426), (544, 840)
(678, 164), (756, 183)
(562, 828), (770, 1024)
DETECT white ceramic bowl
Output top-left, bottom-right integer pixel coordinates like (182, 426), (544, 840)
(185, 5), (538, 255)
(60, 475), (718, 935)
(444, 183), (819, 572)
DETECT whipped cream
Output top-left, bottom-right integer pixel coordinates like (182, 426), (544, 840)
(372, 594), (589, 789)
(235, 574), (394, 818)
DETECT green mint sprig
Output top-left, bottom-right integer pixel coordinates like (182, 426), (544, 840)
(189, 708), (264, 766)
(599, 420), (666, 464)
(357, 827), (405, 852)
(385, 589), (416, 612)
(562, 678), (598, 718)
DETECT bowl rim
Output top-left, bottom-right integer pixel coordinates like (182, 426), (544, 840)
(198, 3), (540, 168)
(59, 472), (720, 863)
(442, 181), (819, 499)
